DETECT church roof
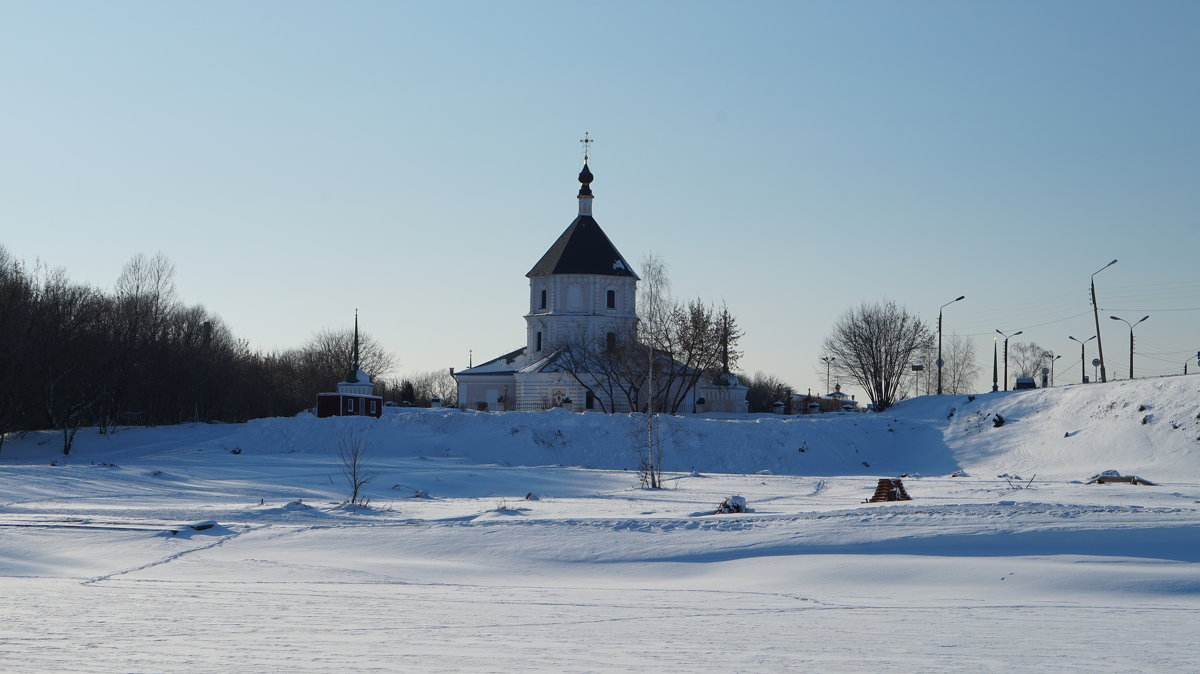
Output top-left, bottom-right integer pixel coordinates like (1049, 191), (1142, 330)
(526, 215), (639, 279)
(455, 347), (527, 375)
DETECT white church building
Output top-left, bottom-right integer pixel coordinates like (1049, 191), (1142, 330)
(453, 156), (747, 414)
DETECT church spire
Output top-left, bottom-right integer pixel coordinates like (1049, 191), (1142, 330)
(344, 309), (361, 383)
(353, 309), (361, 372)
(578, 132), (594, 216)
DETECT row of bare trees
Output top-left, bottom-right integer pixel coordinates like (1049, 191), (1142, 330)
(0, 248), (398, 454)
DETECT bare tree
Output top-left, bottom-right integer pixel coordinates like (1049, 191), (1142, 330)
(656, 300), (743, 414)
(941, 333), (980, 395)
(821, 300), (932, 412)
(301, 327), (396, 381)
(902, 339), (937, 398)
(337, 432), (379, 507)
(637, 253), (669, 488)
(743, 371), (794, 413)
(1008, 341), (1051, 387)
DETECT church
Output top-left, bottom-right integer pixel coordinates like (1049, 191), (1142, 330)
(453, 149), (747, 414)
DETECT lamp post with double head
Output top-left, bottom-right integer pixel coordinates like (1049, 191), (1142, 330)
(1090, 259), (1117, 382)
(937, 295), (965, 395)
(820, 356), (835, 396)
(1068, 335), (1096, 383)
(1109, 315), (1149, 379)
(996, 329), (1023, 391)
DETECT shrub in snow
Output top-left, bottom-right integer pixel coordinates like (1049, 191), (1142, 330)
(715, 495), (748, 514)
(993, 414), (1006, 428)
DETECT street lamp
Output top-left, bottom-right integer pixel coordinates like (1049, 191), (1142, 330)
(1090, 259), (1117, 383)
(820, 356), (835, 396)
(1048, 354), (1062, 387)
(996, 329), (1023, 391)
(1110, 315), (1149, 379)
(1068, 335), (1096, 383)
(937, 295), (965, 395)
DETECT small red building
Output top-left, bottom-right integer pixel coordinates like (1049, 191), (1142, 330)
(316, 389), (382, 418)
(315, 314), (383, 419)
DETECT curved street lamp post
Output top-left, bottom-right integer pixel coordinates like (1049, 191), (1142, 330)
(820, 356), (835, 397)
(1068, 335), (1096, 383)
(1090, 259), (1117, 383)
(996, 329), (1023, 391)
(1110, 315), (1149, 379)
(937, 295), (965, 395)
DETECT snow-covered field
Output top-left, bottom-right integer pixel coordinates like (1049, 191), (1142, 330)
(3, 377), (1199, 672)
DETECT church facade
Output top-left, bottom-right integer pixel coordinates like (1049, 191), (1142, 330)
(453, 157), (746, 414)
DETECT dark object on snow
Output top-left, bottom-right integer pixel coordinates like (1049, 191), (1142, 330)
(1086, 470), (1156, 486)
(1142, 415), (1152, 425)
(993, 414), (1006, 428)
(715, 495), (748, 513)
(967, 395), (976, 403)
(169, 520), (219, 535)
(865, 479), (911, 502)
(524, 492), (540, 501)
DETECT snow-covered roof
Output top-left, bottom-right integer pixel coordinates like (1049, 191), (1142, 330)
(455, 347), (527, 375)
(341, 369), (372, 385)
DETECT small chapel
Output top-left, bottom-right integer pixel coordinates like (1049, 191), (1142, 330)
(316, 312), (383, 418)
(453, 143), (747, 414)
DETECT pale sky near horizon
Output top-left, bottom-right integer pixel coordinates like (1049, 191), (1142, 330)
(3, 1), (1198, 400)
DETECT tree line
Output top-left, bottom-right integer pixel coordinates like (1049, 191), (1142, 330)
(0, 248), (429, 454)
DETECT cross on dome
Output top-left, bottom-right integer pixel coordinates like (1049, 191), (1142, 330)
(579, 131), (592, 163)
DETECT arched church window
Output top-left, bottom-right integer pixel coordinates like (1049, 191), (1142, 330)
(540, 289), (546, 309)
(536, 331), (543, 352)
(606, 289), (616, 309)
(606, 332), (616, 352)
(567, 283), (583, 311)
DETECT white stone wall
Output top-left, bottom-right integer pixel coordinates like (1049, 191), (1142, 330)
(525, 273), (637, 357)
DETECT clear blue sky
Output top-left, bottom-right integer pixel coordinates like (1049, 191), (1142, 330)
(3, 1), (1197, 398)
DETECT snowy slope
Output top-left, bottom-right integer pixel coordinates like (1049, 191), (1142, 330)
(6, 374), (1196, 481)
(1, 375), (1199, 672)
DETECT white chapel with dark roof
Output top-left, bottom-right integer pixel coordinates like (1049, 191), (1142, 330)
(453, 147), (746, 414)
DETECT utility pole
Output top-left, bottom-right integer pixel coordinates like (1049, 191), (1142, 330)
(1090, 259), (1117, 382)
